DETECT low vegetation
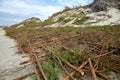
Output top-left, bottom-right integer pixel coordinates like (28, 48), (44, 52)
(73, 16), (89, 25)
(4, 24), (120, 79)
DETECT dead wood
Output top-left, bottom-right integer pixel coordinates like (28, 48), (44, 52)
(18, 46), (25, 54)
(27, 40), (41, 80)
(15, 72), (35, 80)
(33, 54), (48, 80)
(54, 55), (76, 80)
(18, 33), (119, 80)
(59, 56), (84, 76)
(64, 60), (88, 80)
(30, 54), (41, 80)
(20, 59), (31, 65)
(96, 49), (116, 58)
(88, 58), (98, 80)
(94, 43), (107, 69)
(95, 71), (110, 80)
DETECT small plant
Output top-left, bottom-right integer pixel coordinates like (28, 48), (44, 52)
(50, 27), (78, 33)
(80, 11), (84, 14)
(63, 6), (71, 12)
(42, 61), (61, 80)
(56, 17), (64, 23)
(54, 48), (95, 66)
(73, 16), (89, 25)
(71, 14), (77, 18)
(42, 18), (54, 26)
(63, 18), (71, 23)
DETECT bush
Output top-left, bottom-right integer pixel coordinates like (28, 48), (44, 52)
(73, 17), (89, 25)
(42, 61), (61, 80)
(63, 6), (71, 12)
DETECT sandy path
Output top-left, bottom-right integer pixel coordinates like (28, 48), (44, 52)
(0, 28), (33, 80)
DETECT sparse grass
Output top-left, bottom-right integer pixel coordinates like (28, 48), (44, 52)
(71, 14), (78, 18)
(48, 26), (82, 34)
(73, 16), (89, 25)
(51, 11), (62, 18)
(56, 17), (65, 23)
(63, 18), (71, 23)
(80, 11), (85, 14)
(41, 18), (54, 26)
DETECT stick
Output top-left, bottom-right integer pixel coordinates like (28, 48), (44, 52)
(96, 50), (116, 58)
(28, 40), (41, 80)
(64, 60), (88, 80)
(30, 54), (41, 80)
(20, 59), (31, 65)
(94, 44), (106, 69)
(88, 58), (98, 80)
(19, 46), (25, 54)
(95, 71), (110, 80)
(54, 55), (76, 80)
(34, 54), (48, 80)
(59, 56), (84, 76)
(15, 72), (35, 80)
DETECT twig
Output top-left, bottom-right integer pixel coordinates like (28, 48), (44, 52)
(96, 50), (116, 58)
(30, 54), (41, 80)
(94, 43), (106, 69)
(88, 58), (98, 80)
(54, 55), (76, 80)
(33, 54), (48, 80)
(59, 56), (84, 76)
(64, 60), (88, 80)
(95, 71), (110, 80)
(20, 59), (31, 65)
(15, 72), (35, 80)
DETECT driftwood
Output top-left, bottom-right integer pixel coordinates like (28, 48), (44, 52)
(88, 58), (98, 80)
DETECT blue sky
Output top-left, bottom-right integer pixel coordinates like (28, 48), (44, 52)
(0, 0), (93, 26)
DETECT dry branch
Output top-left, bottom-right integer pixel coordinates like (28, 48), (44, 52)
(54, 55), (76, 80)
(18, 46), (25, 54)
(33, 54), (48, 80)
(95, 71), (110, 80)
(28, 40), (41, 80)
(58, 56), (84, 76)
(64, 60), (88, 80)
(88, 58), (98, 80)
(15, 72), (35, 80)
(20, 59), (31, 65)
(96, 50), (116, 58)
(30, 54), (41, 80)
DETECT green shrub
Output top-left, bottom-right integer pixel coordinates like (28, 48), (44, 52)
(73, 16), (89, 25)
(63, 18), (71, 23)
(42, 61), (61, 80)
(71, 14), (77, 18)
(63, 6), (71, 12)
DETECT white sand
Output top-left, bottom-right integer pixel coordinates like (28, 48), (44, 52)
(0, 28), (32, 80)
(87, 8), (120, 26)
